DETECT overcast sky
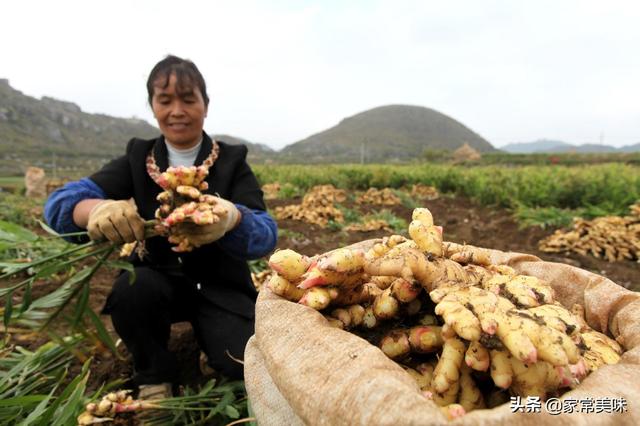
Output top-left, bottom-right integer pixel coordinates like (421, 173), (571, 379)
(2, 0), (639, 149)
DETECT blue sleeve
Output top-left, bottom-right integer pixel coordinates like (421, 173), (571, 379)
(44, 178), (106, 236)
(217, 204), (278, 260)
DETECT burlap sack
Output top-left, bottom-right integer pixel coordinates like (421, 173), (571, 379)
(245, 246), (640, 425)
(24, 166), (46, 198)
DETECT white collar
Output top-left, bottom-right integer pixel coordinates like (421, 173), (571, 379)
(165, 136), (203, 154)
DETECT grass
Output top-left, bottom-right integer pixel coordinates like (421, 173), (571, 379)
(248, 259), (268, 274)
(513, 206), (581, 229)
(393, 189), (420, 209)
(0, 193), (44, 228)
(337, 205), (361, 224)
(277, 183), (304, 199)
(277, 229), (306, 241)
(368, 209), (408, 233)
(513, 202), (635, 229)
(0, 176), (25, 189)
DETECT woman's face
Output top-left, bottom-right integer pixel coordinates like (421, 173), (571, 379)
(151, 73), (207, 149)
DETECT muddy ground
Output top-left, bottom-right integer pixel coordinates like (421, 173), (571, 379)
(10, 194), (640, 392)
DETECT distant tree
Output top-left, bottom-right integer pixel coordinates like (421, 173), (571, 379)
(453, 143), (481, 163)
(422, 148), (451, 162)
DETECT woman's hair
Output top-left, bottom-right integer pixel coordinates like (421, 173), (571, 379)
(146, 55), (209, 107)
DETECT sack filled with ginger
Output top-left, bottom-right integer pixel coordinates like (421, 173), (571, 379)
(245, 208), (640, 426)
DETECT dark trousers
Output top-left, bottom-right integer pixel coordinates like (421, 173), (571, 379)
(102, 266), (254, 385)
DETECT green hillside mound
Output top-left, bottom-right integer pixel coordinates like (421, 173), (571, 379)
(279, 104), (494, 163)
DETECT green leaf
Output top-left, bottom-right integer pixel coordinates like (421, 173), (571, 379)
(51, 361), (91, 426)
(37, 220), (60, 237)
(19, 282), (32, 314)
(199, 378), (217, 396)
(4, 291), (13, 327)
(0, 262), (29, 276)
(13, 268), (93, 328)
(35, 246), (114, 329)
(0, 336), (81, 405)
(72, 283), (91, 328)
(106, 260), (136, 284)
(39, 366), (84, 425)
(30, 268), (93, 311)
(86, 308), (120, 356)
(0, 241), (96, 280)
(224, 404), (240, 419)
(0, 395), (47, 407)
(105, 260), (133, 271)
(0, 220), (38, 243)
(33, 382), (68, 425)
(0, 283), (16, 298)
(33, 262), (71, 280)
(207, 391), (235, 418)
(16, 384), (57, 426)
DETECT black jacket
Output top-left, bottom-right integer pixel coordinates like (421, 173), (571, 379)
(91, 133), (263, 318)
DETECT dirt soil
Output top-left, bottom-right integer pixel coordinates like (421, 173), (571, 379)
(8, 194), (639, 394)
(273, 195), (639, 290)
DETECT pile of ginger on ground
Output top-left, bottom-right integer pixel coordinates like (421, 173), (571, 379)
(355, 187), (401, 206)
(266, 207), (624, 420)
(273, 184), (346, 228)
(539, 202), (640, 262)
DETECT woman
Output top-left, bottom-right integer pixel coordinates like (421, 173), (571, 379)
(44, 55), (278, 399)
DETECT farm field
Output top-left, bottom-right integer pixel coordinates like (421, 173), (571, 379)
(271, 193), (639, 290)
(1, 163), (639, 424)
(254, 163), (640, 223)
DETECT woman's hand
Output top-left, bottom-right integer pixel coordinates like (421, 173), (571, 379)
(172, 197), (241, 247)
(87, 200), (146, 243)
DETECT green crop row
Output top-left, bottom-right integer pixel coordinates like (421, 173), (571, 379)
(254, 163), (640, 217)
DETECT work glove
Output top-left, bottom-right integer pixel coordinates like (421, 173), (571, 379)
(172, 197), (240, 248)
(87, 200), (146, 244)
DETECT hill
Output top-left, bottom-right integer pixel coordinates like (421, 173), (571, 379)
(619, 143), (640, 153)
(502, 139), (640, 153)
(279, 105), (494, 163)
(501, 139), (572, 153)
(0, 80), (278, 175)
(0, 78), (159, 175)
(551, 144), (618, 153)
(213, 134), (276, 163)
